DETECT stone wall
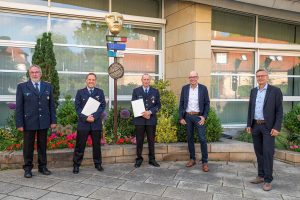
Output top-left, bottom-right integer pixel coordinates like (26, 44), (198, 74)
(1, 139), (299, 170)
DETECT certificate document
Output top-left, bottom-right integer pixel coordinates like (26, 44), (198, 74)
(81, 97), (100, 116)
(131, 99), (146, 117)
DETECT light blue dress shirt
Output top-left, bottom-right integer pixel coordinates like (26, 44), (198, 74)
(31, 81), (40, 91)
(254, 83), (268, 120)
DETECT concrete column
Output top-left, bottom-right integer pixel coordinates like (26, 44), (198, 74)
(164, 0), (212, 96)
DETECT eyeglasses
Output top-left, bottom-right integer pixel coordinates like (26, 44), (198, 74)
(189, 76), (198, 79)
(30, 71), (40, 74)
(256, 75), (268, 78)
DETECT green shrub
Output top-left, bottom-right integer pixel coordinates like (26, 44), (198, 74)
(104, 107), (135, 140)
(57, 94), (78, 129)
(175, 108), (223, 143)
(156, 114), (177, 143)
(153, 80), (177, 118)
(236, 130), (252, 143)
(283, 103), (300, 145)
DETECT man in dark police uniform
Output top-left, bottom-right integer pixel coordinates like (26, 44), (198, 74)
(16, 65), (57, 178)
(131, 74), (161, 168)
(73, 73), (106, 174)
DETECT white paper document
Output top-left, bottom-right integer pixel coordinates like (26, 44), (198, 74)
(131, 99), (146, 117)
(81, 97), (100, 116)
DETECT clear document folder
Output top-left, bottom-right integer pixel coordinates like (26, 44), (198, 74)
(131, 99), (146, 117)
(81, 97), (100, 116)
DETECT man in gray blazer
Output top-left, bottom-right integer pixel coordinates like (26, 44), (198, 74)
(246, 69), (283, 191)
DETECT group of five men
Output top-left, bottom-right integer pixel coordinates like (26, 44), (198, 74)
(16, 65), (282, 192)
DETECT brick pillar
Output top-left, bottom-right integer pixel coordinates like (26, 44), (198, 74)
(164, 0), (212, 96)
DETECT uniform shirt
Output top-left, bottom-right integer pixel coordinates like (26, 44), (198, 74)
(186, 84), (200, 112)
(31, 81), (41, 91)
(254, 83), (268, 120)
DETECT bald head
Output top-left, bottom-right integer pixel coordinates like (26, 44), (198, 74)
(188, 71), (199, 88)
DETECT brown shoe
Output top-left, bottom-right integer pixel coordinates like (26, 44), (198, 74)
(185, 160), (196, 167)
(262, 182), (272, 191)
(202, 163), (209, 172)
(250, 176), (264, 184)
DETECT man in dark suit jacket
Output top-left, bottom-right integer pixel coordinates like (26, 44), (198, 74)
(16, 65), (57, 178)
(179, 71), (210, 172)
(131, 74), (161, 168)
(246, 69), (283, 191)
(73, 73), (106, 174)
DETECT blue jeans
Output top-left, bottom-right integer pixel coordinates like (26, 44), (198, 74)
(252, 123), (275, 183)
(185, 114), (208, 163)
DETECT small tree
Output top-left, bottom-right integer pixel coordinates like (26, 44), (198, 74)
(32, 32), (60, 108)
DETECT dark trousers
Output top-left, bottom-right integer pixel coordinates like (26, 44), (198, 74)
(23, 129), (48, 171)
(73, 130), (102, 167)
(252, 123), (275, 183)
(135, 125), (156, 161)
(185, 114), (208, 163)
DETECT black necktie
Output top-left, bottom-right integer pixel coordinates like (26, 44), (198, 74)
(145, 88), (148, 94)
(89, 89), (93, 95)
(35, 83), (39, 93)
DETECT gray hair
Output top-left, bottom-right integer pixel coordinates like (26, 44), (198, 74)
(29, 65), (42, 74)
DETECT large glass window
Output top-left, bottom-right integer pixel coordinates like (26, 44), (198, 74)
(53, 46), (108, 72)
(112, 0), (162, 18)
(122, 25), (161, 50)
(119, 54), (158, 73)
(0, 46), (32, 71)
(258, 18), (296, 44)
(51, 18), (108, 46)
(50, 0), (109, 12)
(211, 10), (255, 42)
(211, 50), (255, 99)
(260, 54), (300, 96)
(117, 75), (158, 95)
(0, 12), (47, 42)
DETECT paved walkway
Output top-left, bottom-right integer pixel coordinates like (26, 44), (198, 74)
(0, 160), (299, 200)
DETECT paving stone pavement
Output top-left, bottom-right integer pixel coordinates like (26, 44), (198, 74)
(0, 160), (299, 200)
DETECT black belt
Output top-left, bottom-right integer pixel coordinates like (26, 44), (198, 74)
(254, 120), (266, 125)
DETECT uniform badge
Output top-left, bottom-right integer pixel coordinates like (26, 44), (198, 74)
(96, 96), (100, 100)
(25, 93), (31, 96)
(151, 96), (155, 103)
(47, 96), (50, 100)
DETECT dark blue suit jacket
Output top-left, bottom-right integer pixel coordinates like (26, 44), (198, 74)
(247, 84), (283, 131)
(179, 84), (210, 120)
(16, 80), (56, 130)
(75, 87), (106, 131)
(131, 86), (161, 125)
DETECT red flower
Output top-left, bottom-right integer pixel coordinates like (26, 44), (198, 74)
(68, 143), (75, 149)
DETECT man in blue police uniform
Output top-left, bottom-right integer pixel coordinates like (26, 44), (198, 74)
(73, 73), (106, 174)
(247, 69), (283, 191)
(16, 65), (57, 178)
(179, 71), (210, 172)
(131, 74), (161, 168)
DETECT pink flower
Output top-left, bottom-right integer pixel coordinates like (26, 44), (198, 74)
(50, 133), (57, 139)
(290, 145), (295, 149)
(130, 136), (136, 145)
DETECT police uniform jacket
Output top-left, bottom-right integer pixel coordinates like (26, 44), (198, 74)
(16, 80), (56, 130)
(75, 87), (106, 131)
(131, 86), (161, 126)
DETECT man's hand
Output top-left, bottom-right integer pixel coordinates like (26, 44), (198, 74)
(271, 129), (279, 137)
(142, 111), (151, 119)
(86, 115), (95, 123)
(180, 119), (187, 125)
(198, 116), (205, 125)
(246, 127), (251, 134)
(17, 127), (24, 132)
(50, 124), (57, 129)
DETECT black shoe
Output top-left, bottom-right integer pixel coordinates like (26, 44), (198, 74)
(134, 159), (143, 168)
(38, 168), (52, 175)
(95, 165), (104, 171)
(73, 166), (79, 174)
(149, 160), (160, 167)
(24, 170), (32, 178)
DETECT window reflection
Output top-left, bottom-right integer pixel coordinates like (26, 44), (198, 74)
(51, 0), (109, 11)
(212, 50), (254, 73)
(211, 10), (255, 42)
(259, 55), (300, 76)
(119, 54), (158, 73)
(117, 75), (158, 95)
(0, 72), (26, 95)
(0, 12), (47, 42)
(53, 46), (108, 72)
(0, 46), (32, 71)
(0, 0), (47, 6)
(51, 18), (108, 46)
(211, 75), (253, 99)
